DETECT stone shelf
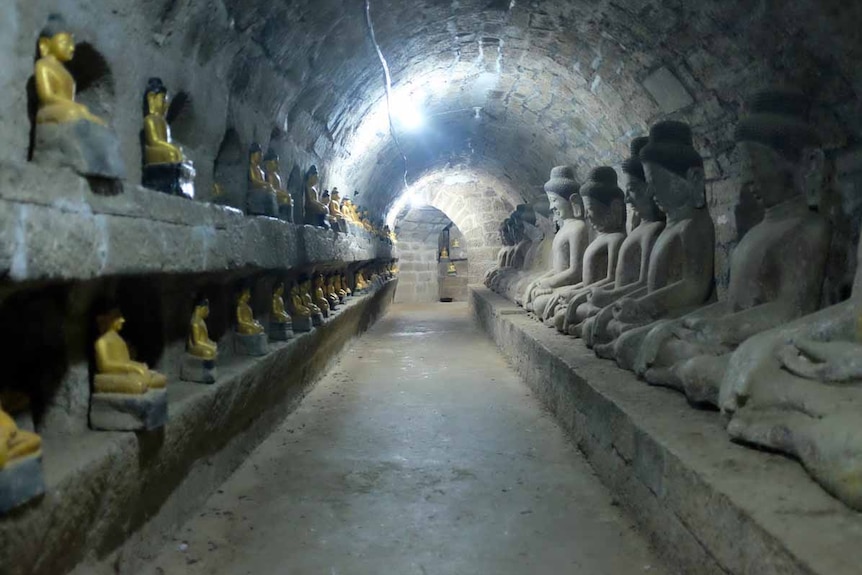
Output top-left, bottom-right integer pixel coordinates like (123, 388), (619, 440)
(0, 162), (393, 285)
(0, 279), (398, 575)
(471, 286), (862, 575)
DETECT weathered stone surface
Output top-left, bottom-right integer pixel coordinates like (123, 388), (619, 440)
(471, 286), (862, 575)
(179, 354), (217, 384)
(0, 281), (396, 575)
(233, 332), (268, 357)
(291, 316), (313, 332)
(642, 67), (694, 114)
(32, 121), (126, 180)
(0, 456), (45, 514)
(268, 321), (293, 341)
(89, 390), (168, 431)
(246, 188), (278, 217)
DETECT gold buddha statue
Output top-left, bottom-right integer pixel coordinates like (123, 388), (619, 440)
(301, 279), (323, 315)
(0, 402), (42, 471)
(247, 144), (278, 216)
(143, 78), (184, 165)
(236, 288), (265, 335)
(264, 150), (293, 221)
(35, 15), (105, 126)
(188, 299), (217, 360)
(440, 246), (450, 259)
(325, 276), (340, 307)
(272, 283), (292, 323)
(94, 309), (167, 394)
(289, 283), (312, 318)
(335, 275), (349, 298)
(330, 188), (348, 231)
(304, 166), (331, 228)
(313, 275), (331, 316)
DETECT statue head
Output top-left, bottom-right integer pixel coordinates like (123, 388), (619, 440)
(194, 298), (210, 319)
(238, 288), (251, 304)
(306, 165), (319, 187)
(144, 78), (169, 118)
(249, 143), (263, 167)
(39, 15), (75, 62)
(263, 149), (280, 173)
(544, 166), (579, 222)
(580, 167), (625, 233)
(274, 283), (284, 297)
(735, 90), (822, 208)
(622, 136), (663, 221)
(331, 188), (342, 202)
(514, 204), (537, 227)
(640, 121), (705, 215)
(97, 308), (125, 334)
(321, 190), (331, 205)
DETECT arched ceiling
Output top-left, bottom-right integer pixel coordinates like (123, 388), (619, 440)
(221, 0), (862, 219)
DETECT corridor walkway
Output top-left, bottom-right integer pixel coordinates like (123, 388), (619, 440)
(139, 303), (667, 575)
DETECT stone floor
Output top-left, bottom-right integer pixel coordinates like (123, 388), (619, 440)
(136, 303), (668, 575)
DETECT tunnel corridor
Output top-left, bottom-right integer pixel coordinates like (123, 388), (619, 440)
(137, 303), (666, 575)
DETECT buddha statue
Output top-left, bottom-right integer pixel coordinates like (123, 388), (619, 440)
(338, 274), (352, 297)
(440, 246), (450, 260)
(301, 279), (325, 326)
(269, 283), (294, 341)
(544, 167), (627, 330)
(236, 288), (264, 335)
(634, 90), (830, 406)
(493, 206), (541, 297)
(33, 15), (125, 180)
(288, 282), (313, 332)
(590, 121), (715, 368)
(304, 166), (331, 228)
(264, 150), (293, 222)
(329, 188), (347, 233)
(141, 78), (196, 198)
(522, 167), (590, 320)
(94, 309), (167, 395)
(181, 298), (218, 384)
(355, 271), (368, 293)
(574, 137), (666, 342)
(313, 275), (332, 317)
(247, 144), (278, 217)
(324, 276), (340, 309)
(484, 218), (515, 288)
(0, 400), (44, 512)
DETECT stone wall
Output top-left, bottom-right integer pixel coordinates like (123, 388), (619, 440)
(394, 239), (439, 304)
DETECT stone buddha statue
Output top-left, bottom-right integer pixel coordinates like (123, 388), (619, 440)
(304, 166), (331, 228)
(591, 121), (715, 368)
(329, 188), (347, 233)
(269, 283), (294, 341)
(247, 144), (278, 217)
(484, 218), (515, 288)
(634, 90), (830, 406)
(94, 309), (168, 395)
(313, 275), (332, 317)
(545, 167), (627, 331)
(236, 288), (264, 335)
(522, 167), (590, 320)
(33, 15), (125, 181)
(494, 206), (542, 297)
(181, 298), (218, 383)
(264, 150), (293, 222)
(142, 78), (196, 198)
(289, 282), (313, 332)
(575, 137), (666, 342)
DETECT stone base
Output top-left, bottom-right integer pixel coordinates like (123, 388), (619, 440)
(278, 203), (294, 223)
(311, 312), (324, 327)
(269, 321), (294, 341)
(179, 354), (217, 384)
(142, 162), (196, 199)
(0, 455), (45, 514)
(304, 216), (331, 230)
(89, 389), (168, 431)
(33, 120), (126, 180)
(234, 332), (269, 356)
(292, 315), (313, 332)
(247, 188), (278, 217)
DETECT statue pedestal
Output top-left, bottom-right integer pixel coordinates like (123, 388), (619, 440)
(180, 354), (217, 384)
(33, 120), (126, 180)
(268, 321), (294, 341)
(89, 389), (168, 431)
(0, 455), (45, 513)
(247, 189), (278, 217)
(278, 204), (294, 223)
(311, 312), (324, 327)
(292, 316), (313, 332)
(142, 161), (196, 199)
(234, 332), (268, 356)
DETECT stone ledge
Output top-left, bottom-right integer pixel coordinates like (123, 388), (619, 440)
(0, 280), (397, 575)
(0, 162), (393, 284)
(470, 286), (862, 575)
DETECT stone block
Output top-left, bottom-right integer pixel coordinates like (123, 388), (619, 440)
(89, 389), (168, 431)
(642, 66), (694, 114)
(0, 456), (45, 514)
(234, 332), (269, 356)
(291, 315), (313, 332)
(179, 354), (218, 384)
(268, 321), (294, 341)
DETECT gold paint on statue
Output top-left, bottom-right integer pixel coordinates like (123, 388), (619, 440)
(301, 279), (323, 315)
(188, 300), (217, 360)
(143, 81), (183, 165)
(272, 284), (292, 323)
(236, 288), (265, 335)
(249, 146), (276, 198)
(289, 284), (312, 318)
(94, 309), (167, 394)
(313, 276), (331, 314)
(264, 153), (292, 207)
(0, 402), (42, 470)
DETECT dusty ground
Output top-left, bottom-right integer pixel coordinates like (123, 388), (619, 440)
(136, 303), (667, 575)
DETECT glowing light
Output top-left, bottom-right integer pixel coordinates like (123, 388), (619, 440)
(390, 92), (425, 131)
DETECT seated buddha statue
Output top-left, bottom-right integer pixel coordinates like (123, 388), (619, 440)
(634, 90), (830, 406)
(247, 144), (278, 216)
(485, 219), (515, 288)
(289, 283), (312, 318)
(272, 283), (292, 324)
(325, 276), (340, 308)
(545, 167), (627, 330)
(303, 166), (330, 228)
(575, 137), (665, 342)
(329, 188), (347, 232)
(35, 15), (105, 127)
(0, 401), (42, 471)
(522, 167), (590, 320)
(301, 279), (325, 324)
(188, 299), (218, 360)
(94, 309), (167, 394)
(264, 150), (293, 222)
(143, 78), (184, 165)
(338, 274), (351, 297)
(313, 275), (331, 316)
(591, 121), (715, 368)
(236, 288), (265, 335)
